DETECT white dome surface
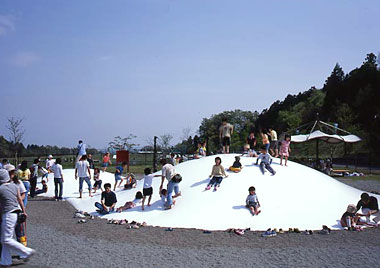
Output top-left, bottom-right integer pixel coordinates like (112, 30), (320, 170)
(41, 154), (379, 231)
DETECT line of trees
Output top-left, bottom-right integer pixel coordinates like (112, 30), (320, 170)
(174, 52), (380, 156)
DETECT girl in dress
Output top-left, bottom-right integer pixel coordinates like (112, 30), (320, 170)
(280, 134), (291, 166)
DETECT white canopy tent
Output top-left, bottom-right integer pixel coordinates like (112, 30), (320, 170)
(288, 120), (362, 164)
(291, 130), (362, 144)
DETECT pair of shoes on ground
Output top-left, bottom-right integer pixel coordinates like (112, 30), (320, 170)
(303, 230), (313, 235)
(288, 228), (300, 233)
(262, 228), (277, 237)
(318, 225), (331, 235)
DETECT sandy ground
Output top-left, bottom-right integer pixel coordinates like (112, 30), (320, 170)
(5, 178), (380, 268)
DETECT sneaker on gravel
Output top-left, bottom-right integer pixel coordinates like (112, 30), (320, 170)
(261, 228), (273, 237)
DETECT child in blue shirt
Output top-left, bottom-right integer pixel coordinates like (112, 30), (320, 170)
(114, 161), (127, 191)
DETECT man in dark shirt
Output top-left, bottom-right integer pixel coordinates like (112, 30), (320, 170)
(356, 192), (380, 224)
(87, 154), (95, 169)
(246, 132), (256, 150)
(94, 183), (117, 215)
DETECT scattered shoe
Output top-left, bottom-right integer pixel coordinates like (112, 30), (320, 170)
(74, 212), (86, 219)
(234, 229), (245, 235)
(293, 228), (300, 233)
(278, 228), (285, 234)
(288, 228), (294, 233)
(262, 228), (275, 237)
(131, 224), (139, 229)
(203, 230), (212, 234)
(78, 219), (87, 224)
(165, 227), (173, 231)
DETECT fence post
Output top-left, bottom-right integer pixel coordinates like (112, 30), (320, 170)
(153, 136), (158, 172)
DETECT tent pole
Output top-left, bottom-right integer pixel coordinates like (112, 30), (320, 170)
(316, 139), (319, 169)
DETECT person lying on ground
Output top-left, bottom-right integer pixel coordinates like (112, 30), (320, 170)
(116, 191), (143, 212)
(95, 183), (117, 215)
(246, 186), (261, 216)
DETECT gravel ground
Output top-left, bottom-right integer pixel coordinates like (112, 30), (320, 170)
(4, 178), (380, 268)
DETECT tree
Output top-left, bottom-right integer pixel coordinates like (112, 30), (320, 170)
(6, 117), (25, 159)
(159, 134), (173, 152)
(7, 117), (25, 144)
(108, 134), (137, 151)
(180, 127), (192, 141)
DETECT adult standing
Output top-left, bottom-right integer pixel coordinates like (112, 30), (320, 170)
(45, 155), (55, 182)
(29, 159), (42, 198)
(159, 159), (180, 210)
(75, 155), (92, 198)
(51, 158), (64, 201)
(87, 154), (95, 169)
(268, 128), (278, 157)
(219, 118), (234, 154)
(0, 169), (35, 266)
(260, 129), (270, 152)
(246, 132), (257, 150)
(17, 161), (30, 207)
(356, 193), (380, 224)
(102, 153), (112, 172)
(76, 140), (87, 163)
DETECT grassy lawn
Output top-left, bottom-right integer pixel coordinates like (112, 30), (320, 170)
(335, 174), (380, 181)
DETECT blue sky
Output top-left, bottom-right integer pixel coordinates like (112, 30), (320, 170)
(0, 0), (379, 149)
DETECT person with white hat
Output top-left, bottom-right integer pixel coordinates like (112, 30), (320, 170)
(0, 169), (35, 266)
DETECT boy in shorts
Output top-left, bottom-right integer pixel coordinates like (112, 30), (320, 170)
(141, 168), (161, 210)
(114, 161), (127, 191)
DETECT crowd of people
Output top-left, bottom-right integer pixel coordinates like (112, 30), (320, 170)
(1, 131), (379, 266)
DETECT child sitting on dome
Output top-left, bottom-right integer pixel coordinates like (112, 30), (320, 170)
(229, 156), (243, 173)
(340, 204), (359, 230)
(246, 186), (261, 215)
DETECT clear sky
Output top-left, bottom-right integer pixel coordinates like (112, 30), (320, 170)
(1, 0), (379, 149)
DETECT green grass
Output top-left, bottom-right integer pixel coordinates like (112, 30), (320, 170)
(336, 174), (380, 181)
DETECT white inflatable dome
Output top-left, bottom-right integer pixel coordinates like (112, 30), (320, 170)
(41, 154), (379, 231)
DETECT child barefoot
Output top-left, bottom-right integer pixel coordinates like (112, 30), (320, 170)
(160, 189), (167, 205)
(255, 148), (276, 175)
(116, 191), (143, 212)
(280, 134), (291, 166)
(205, 157), (228, 191)
(114, 161), (128, 191)
(142, 168), (161, 210)
(229, 156), (243, 173)
(93, 168), (103, 193)
(246, 186), (261, 215)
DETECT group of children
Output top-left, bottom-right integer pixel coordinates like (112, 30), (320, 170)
(96, 167), (171, 214)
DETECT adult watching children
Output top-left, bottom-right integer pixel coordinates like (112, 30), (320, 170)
(219, 118), (234, 154)
(356, 192), (380, 225)
(75, 155), (92, 198)
(0, 169), (35, 266)
(159, 159), (181, 210)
